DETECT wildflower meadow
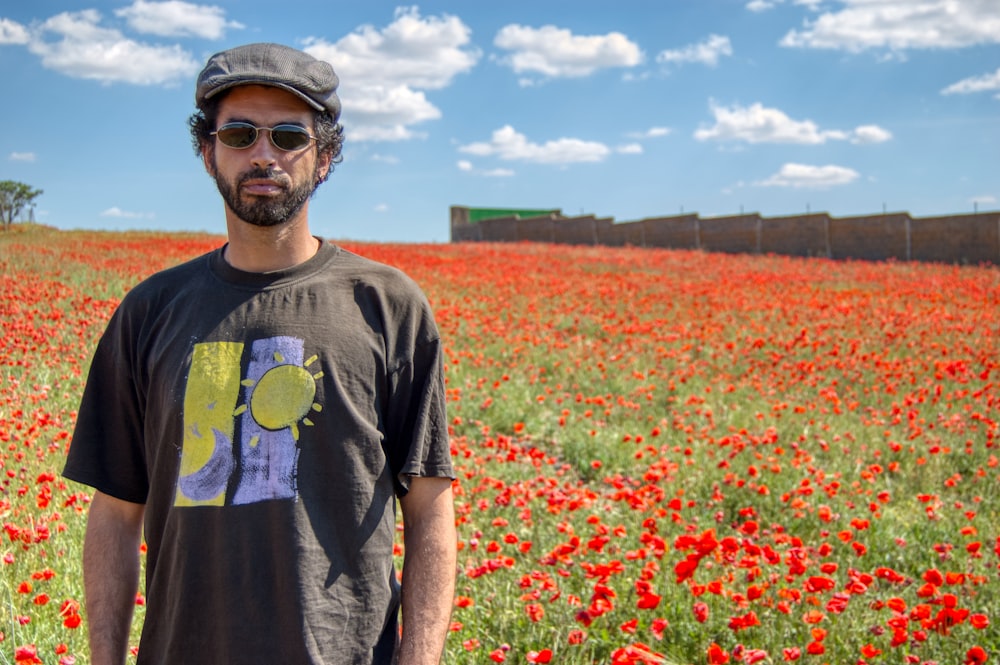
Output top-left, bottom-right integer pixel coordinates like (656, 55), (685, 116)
(1, 226), (997, 665)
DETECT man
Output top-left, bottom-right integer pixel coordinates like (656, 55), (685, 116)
(63, 43), (456, 665)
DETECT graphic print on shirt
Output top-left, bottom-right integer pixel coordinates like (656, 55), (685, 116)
(174, 336), (324, 507)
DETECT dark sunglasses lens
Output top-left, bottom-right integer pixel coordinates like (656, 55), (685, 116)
(216, 124), (257, 148)
(270, 126), (312, 151)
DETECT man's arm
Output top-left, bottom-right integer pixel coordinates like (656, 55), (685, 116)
(83, 491), (144, 665)
(397, 476), (457, 665)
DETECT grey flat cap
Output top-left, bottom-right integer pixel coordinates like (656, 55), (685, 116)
(196, 43), (341, 120)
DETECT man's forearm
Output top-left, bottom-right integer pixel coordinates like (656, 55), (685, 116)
(397, 478), (457, 665)
(83, 491), (144, 665)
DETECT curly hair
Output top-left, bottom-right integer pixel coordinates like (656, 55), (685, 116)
(189, 93), (344, 185)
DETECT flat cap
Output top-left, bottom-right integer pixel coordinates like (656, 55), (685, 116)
(196, 43), (341, 120)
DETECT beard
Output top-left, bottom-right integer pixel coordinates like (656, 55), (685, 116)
(215, 164), (318, 228)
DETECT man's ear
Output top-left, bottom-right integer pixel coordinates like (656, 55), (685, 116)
(316, 151), (332, 184)
(201, 142), (216, 177)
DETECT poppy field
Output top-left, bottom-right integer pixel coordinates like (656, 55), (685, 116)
(1, 226), (997, 664)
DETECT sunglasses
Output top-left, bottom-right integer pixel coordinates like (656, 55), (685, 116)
(211, 122), (317, 151)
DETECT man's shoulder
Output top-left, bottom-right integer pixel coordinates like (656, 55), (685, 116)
(332, 247), (425, 298)
(121, 251), (215, 304)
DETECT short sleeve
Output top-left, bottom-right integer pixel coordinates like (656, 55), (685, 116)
(384, 335), (454, 495)
(63, 304), (149, 503)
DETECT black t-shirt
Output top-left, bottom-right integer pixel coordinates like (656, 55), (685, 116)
(64, 240), (454, 664)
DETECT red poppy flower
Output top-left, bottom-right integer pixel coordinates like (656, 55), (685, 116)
(970, 614), (990, 630)
(861, 644), (882, 659)
(706, 643), (730, 664)
(965, 646), (988, 665)
(14, 645), (42, 665)
(527, 649), (552, 663)
(637, 590), (661, 610)
(693, 601), (710, 623)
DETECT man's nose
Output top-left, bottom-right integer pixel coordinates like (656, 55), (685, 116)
(248, 131), (279, 168)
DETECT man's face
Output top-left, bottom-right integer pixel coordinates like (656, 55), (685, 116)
(203, 85), (332, 228)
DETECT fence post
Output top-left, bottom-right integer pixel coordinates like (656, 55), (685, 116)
(905, 215), (912, 261)
(824, 216), (831, 258)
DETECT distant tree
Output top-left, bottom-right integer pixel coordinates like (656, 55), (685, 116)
(0, 180), (43, 231)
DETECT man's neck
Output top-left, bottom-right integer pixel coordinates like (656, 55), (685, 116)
(223, 212), (321, 273)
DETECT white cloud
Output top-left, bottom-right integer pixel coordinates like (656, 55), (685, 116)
(493, 24), (642, 81)
(370, 153), (400, 165)
(305, 7), (478, 91)
(695, 101), (890, 145)
(459, 125), (611, 164)
(9, 152), (37, 162)
(374, 203), (389, 213)
(657, 34), (732, 68)
(851, 124), (893, 144)
(351, 125), (426, 142)
(456, 159), (514, 177)
(757, 163), (860, 188)
(781, 0), (1000, 53)
(695, 101), (836, 144)
(942, 67), (1000, 95)
(304, 7), (479, 142)
(0, 18), (30, 44)
(627, 127), (672, 139)
(114, 0), (243, 39)
(746, 0), (823, 12)
(101, 206), (154, 219)
(25, 10), (199, 85)
(339, 85), (440, 141)
(617, 143), (643, 154)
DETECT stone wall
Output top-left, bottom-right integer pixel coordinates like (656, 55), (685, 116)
(700, 214), (760, 255)
(828, 213), (911, 261)
(760, 214), (831, 258)
(910, 213), (999, 264)
(450, 206), (1000, 265)
(639, 214), (700, 250)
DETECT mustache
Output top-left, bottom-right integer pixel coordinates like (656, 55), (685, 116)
(238, 166), (290, 187)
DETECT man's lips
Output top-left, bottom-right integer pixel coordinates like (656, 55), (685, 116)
(240, 179), (286, 196)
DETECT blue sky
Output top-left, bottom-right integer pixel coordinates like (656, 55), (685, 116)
(1, 0), (998, 242)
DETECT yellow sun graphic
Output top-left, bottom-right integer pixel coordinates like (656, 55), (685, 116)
(234, 353), (324, 442)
